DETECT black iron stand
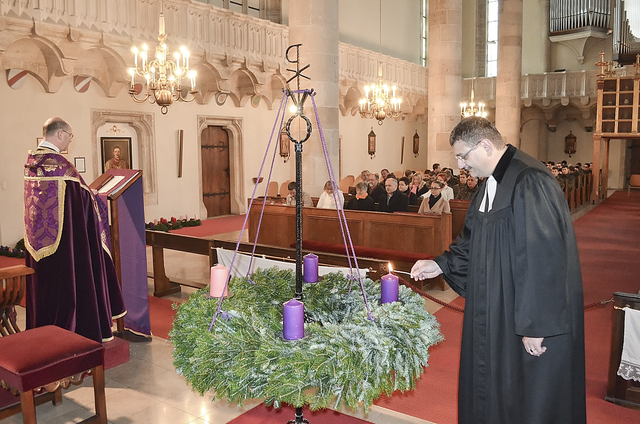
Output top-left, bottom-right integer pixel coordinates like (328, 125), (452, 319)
(283, 43), (314, 424)
(286, 407), (310, 424)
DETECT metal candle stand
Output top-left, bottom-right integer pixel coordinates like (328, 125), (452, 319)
(284, 43), (313, 424)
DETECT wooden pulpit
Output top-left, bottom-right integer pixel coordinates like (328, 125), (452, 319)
(91, 170), (151, 339)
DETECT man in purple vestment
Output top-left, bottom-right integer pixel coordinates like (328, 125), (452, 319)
(23, 117), (126, 342)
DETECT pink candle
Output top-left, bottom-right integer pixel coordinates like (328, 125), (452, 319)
(210, 264), (229, 297)
(154, 219), (158, 225)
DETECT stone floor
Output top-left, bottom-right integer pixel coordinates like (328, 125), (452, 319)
(1, 198), (598, 423)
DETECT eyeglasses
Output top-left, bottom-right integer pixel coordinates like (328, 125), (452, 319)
(62, 129), (74, 140)
(454, 142), (480, 162)
(430, 186), (442, 190)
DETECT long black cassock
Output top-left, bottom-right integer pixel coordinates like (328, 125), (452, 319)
(434, 145), (586, 424)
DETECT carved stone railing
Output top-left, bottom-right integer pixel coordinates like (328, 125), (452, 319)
(0, 0), (426, 101)
(462, 70), (603, 109)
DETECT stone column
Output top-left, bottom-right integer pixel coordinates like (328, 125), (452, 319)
(495, 0), (523, 146)
(288, 0), (339, 196)
(428, 0), (462, 169)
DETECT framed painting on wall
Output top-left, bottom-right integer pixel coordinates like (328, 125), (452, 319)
(101, 137), (132, 173)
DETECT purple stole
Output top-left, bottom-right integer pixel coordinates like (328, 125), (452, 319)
(24, 150), (112, 261)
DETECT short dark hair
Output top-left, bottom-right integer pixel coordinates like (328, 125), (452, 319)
(287, 181), (296, 190)
(399, 177), (411, 186)
(449, 116), (505, 149)
(355, 181), (368, 192)
(431, 181), (444, 189)
(43, 117), (69, 138)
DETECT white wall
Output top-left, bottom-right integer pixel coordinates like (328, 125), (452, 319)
(0, 69), (428, 246)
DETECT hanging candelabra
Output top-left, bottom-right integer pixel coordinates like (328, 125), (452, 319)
(359, 66), (402, 125)
(358, 0), (402, 125)
(460, 78), (487, 118)
(128, 0), (197, 115)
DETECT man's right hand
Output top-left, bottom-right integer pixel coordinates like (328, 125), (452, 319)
(411, 260), (443, 280)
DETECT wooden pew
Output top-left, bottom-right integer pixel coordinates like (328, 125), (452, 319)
(248, 204), (451, 259)
(606, 292), (640, 409)
(248, 204), (452, 290)
(449, 199), (471, 240)
(145, 231), (390, 296)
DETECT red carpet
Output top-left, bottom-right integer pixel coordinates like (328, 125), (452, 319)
(169, 214), (246, 237)
(148, 295), (177, 340)
(228, 404), (370, 424)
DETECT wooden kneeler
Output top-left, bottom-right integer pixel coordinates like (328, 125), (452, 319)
(0, 325), (107, 424)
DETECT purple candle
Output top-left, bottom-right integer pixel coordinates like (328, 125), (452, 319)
(381, 273), (399, 303)
(283, 298), (305, 340)
(303, 253), (318, 283)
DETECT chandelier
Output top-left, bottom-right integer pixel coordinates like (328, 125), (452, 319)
(358, 0), (402, 125)
(129, 0), (197, 115)
(460, 78), (487, 118)
(359, 67), (402, 125)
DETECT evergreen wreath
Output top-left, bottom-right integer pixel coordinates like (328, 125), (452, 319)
(171, 268), (443, 413)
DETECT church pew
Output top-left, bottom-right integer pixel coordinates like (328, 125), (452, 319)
(248, 204), (452, 290)
(145, 231), (391, 296)
(449, 199), (471, 240)
(248, 204), (452, 259)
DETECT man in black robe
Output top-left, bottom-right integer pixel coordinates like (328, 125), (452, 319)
(411, 117), (586, 424)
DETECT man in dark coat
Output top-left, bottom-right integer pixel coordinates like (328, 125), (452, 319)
(377, 177), (409, 213)
(411, 117), (586, 424)
(367, 172), (386, 204)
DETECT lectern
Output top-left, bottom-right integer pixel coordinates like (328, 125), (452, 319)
(91, 169), (151, 339)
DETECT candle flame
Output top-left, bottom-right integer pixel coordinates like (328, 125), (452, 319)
(388, 263), (393, 273)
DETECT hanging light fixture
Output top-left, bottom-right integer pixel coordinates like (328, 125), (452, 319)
(128, 0), (197, 115)
(460, 78), (487, 118)
(358, 0), (402, 125)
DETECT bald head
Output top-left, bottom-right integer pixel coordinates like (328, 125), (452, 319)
(42, 117), (73, 151)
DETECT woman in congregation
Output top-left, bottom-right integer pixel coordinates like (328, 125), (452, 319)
(410, 172), (429, 199)
(417, 180), (451, 215)
(316, 180), (345, 209)
(345, 181), (376, 211)
(398, 177), (419, 206)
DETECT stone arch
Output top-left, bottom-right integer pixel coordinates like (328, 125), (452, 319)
(340, 86), (362, 117)
(226, 68), (259, 107)
(90, 109), (158, 206)
(75, 46), (129, 98)
(192, 61), (224, 105)
(1, 37), (66, 93)
(197, 115), (245, 215)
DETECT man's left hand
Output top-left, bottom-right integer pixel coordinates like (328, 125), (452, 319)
(522, 337), (546, 357)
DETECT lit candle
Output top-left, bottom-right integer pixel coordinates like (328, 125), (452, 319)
(381, 265), (399, 304)
(129, 68), (135, 89)
(283, 298), (304, 340)
(303, 253), (319, 283)
(209, 264), (229, 298)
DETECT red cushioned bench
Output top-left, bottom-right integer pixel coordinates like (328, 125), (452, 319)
(0, 325), (107, 424)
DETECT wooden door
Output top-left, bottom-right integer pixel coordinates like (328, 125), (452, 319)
(628, 140), (640, 178)
(201, 126), (231, 217)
